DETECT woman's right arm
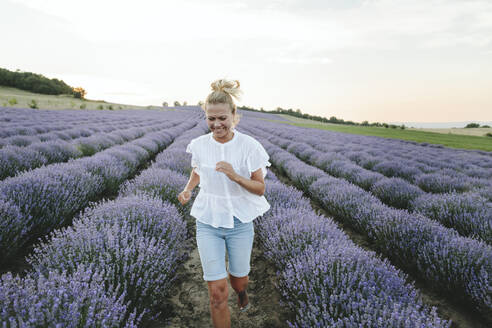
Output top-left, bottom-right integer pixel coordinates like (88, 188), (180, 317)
(177, 168), (200, 205)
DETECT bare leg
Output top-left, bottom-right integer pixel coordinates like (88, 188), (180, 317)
(229, 273), (249, 309)
(207, 278), (231, 328)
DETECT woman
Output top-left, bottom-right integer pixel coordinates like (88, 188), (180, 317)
(177, 79), (271, 328)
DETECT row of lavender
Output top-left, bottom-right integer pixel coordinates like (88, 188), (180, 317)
(1, 120), (210, 326)
(284, 127), (491, 193)
(0, 119), (183, 180)
(0, 117), (165, 148)
(254, 168), (450, 326)
(314, 124), (492, 178)
(240, 123), (492, 320)
(254, 122), (492, 244)
(0, 106), (168, 134)
(257, 120), (492, 194)
(0, 112), (196, 265)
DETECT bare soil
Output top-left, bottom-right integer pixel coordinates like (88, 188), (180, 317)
(152, 216), (294, 328)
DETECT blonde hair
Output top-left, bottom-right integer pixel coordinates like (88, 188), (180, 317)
(203, 79), (242, 126)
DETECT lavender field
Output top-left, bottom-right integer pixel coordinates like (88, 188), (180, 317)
(0, 106), (491, 327)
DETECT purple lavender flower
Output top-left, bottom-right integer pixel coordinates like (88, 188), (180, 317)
(27, 194), (187, 323)
(370, 177), (425, 209)
(0, 264), (139, 327)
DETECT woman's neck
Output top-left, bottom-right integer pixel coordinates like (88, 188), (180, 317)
(213, 130), (234, 143)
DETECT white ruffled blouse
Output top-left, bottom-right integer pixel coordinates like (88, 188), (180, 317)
(186, 129), (271, 228)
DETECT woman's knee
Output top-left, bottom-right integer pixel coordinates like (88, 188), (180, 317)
(208, 279), (229, 308)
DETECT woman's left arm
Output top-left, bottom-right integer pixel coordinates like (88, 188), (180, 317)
(216, 161), (265, 196)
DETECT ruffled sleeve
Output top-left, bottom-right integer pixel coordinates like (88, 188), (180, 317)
(246, 141), (271, 178)
(185, 139), (200, 175)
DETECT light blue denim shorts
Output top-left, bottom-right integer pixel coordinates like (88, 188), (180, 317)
(196, 216), (254, 281)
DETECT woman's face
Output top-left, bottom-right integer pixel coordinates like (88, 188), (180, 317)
(205, 103), (235, 139)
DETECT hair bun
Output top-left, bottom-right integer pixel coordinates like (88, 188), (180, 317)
(210, 79), (242, 101)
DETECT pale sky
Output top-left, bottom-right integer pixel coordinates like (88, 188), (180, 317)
(1, 0), (491, 122)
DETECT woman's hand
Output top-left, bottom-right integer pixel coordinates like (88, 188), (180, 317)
(177, 190), (192, 205)
(216, 161), (239, 181)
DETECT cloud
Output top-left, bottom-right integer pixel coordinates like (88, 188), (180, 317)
(9, 0), (492, 51)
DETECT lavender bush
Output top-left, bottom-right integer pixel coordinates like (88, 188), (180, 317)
(30, 139), (83, 163)
(309, 175), (492, 316)
(4, 135), (39, 147)
(154, 149), (194, 176)
(0, 198), (32, 265)
(76, 153), (133, 195)
(0, 264), (139, 327)
(0, 162), (103, 258)
(410, 192), (492, 244)
(372, 160), (421, 182)
(28, 194), (187, 322)
(0, 146), (48, 180)
(370, 177), (425, 209)
(415, 173), (472, 193)
(255, 178), (450, 327)
(120, 167), (189, 211)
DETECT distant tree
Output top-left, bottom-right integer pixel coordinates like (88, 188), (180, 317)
(382, 123), (389, 128)
(465, 123), (480, 128)
(361, 120), (369, 126)
(183, 101), (188, 106)
(0, 67), (74, 95)
(198, 100), (204, 106)
(162, 101), (168, 107)
(485, 132), (492, 137)
(481, 125), (490, 128)
(174, 101), (181, 107)
(72, 87), (86, 99)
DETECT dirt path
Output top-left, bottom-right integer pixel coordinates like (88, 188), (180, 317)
(155, 217), (293, 328)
